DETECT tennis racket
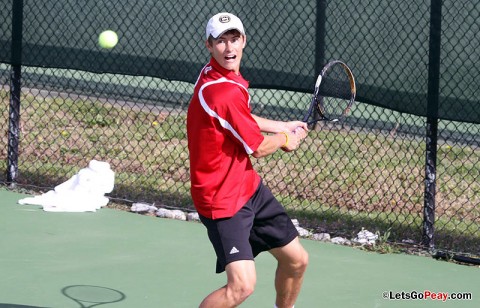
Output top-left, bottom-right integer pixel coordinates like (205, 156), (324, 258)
(303, 60), (356, 125)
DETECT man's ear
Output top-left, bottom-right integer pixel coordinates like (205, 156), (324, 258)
(242, 35), (247, 48)
(205, 39), (213, 53)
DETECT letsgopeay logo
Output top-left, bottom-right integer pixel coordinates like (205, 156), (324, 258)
(219, 15), (231, 23)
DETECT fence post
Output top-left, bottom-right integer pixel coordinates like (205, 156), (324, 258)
(7, 0), (24, 185)
(313, 0), (327, 126)
(315, 0), (326, 73)
(422, 0), (442, 249)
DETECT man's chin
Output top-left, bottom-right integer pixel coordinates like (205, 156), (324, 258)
(223, 63), (240, 72)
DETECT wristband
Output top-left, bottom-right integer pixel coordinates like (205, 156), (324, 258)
(280, 132), (289, 147)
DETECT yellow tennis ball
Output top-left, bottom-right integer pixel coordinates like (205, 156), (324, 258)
(98, 30), (118, 49)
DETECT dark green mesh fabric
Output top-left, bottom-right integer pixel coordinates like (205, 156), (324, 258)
(0, 0), (478, 123)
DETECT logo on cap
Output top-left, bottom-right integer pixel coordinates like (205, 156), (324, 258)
(219, 15), (231, 23)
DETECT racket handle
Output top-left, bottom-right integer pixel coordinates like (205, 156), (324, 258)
(307, 119), (321, 125)
(303, 74), (323, 123)
(307, 118), (337, 125)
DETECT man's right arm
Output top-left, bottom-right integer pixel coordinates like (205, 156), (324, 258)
(252, 129), (306, 158)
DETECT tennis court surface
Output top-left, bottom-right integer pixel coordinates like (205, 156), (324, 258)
(1, 188), (478, 308)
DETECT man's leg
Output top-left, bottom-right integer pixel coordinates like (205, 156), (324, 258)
(269, 237), (309, 308)
(199, 260), (256, 308)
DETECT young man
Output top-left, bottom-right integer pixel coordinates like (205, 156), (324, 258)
(187, 12), (309, 308)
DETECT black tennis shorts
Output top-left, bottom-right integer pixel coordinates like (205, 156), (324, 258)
(199, 181), (299, 273)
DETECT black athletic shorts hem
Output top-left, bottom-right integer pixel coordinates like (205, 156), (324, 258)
(199, 180), (299, 273)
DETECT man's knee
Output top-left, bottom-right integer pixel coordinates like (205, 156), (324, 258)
(225, 260), (257, 304)
(300, 249), (309, 271)
(291, 249), (309, 275)
(279, 247), (309, 277)
(226, 277), (256, 304)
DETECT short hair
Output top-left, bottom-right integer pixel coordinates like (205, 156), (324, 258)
(207, 29), (243, 45)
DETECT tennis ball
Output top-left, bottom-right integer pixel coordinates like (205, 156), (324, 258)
(98, 30), (118, 49)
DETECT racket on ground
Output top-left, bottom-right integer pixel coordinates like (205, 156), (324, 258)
(62, 285), (125, 308)
(303, 60), (356, 125)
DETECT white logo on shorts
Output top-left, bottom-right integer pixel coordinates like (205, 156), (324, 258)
(229, 246), (239, 254)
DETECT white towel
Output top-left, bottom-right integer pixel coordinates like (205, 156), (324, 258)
(18, 160), (115, 212)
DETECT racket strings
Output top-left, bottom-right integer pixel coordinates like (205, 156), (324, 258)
(317, 65), (353, 120)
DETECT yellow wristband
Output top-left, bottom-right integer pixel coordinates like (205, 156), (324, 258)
(280, 131), (289, 147)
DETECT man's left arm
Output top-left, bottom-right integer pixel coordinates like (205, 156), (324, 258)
(250, 114), (308, 158)
(251, 114), (307, 133)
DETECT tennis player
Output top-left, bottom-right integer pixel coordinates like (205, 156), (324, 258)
(187, 12), (309, 308)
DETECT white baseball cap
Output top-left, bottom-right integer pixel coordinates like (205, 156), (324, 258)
(206, 12), (245, 39)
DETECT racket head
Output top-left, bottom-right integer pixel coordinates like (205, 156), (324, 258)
(306, 60), (356, 125)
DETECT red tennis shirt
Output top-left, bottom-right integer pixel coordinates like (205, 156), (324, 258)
(187, 58), (264, 219)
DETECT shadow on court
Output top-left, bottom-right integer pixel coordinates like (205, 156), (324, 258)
(0, 188), (478, 308)
(0, 305), (46, 308)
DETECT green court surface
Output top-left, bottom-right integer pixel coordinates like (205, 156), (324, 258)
(0, 188), (478, 308)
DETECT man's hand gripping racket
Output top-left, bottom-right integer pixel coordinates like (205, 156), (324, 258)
(302, 60), (356, 126)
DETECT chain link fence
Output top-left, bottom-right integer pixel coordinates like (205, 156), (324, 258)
(1, 0), (479, 257)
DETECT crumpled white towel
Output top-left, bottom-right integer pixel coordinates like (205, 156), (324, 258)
(353, 228), (379, 245)
(18, 160), (115, 212)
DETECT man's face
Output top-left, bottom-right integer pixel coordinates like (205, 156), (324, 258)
(206, 31), (246, 74)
